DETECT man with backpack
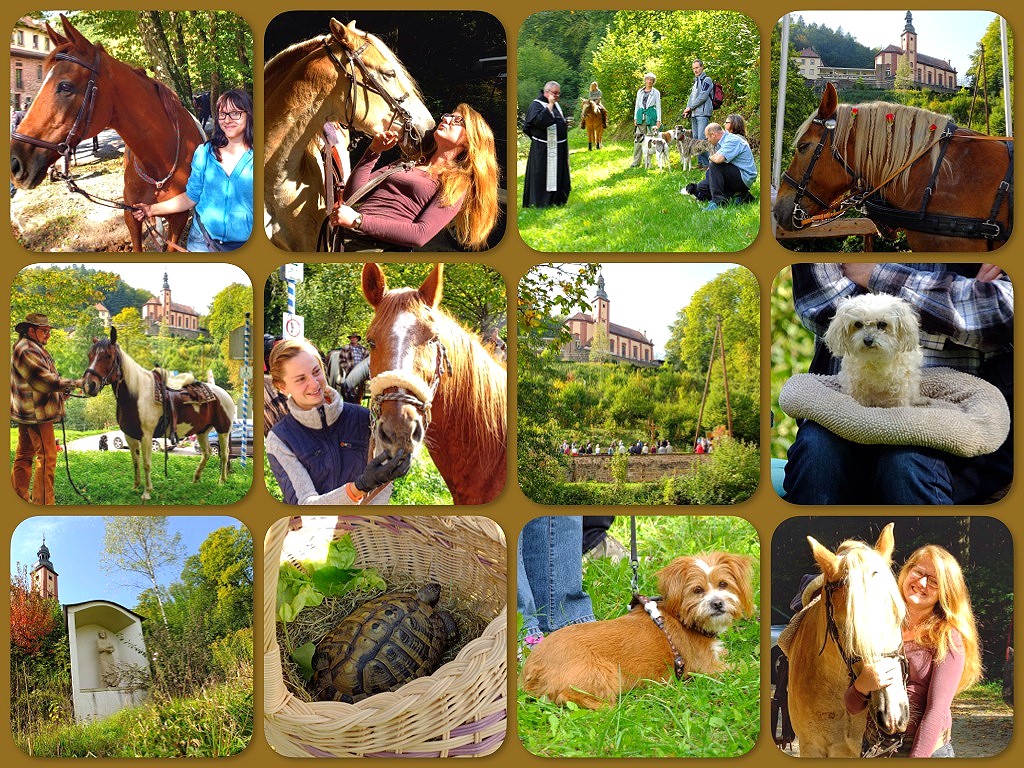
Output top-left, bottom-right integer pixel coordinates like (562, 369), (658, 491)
(683, 59), (715, 169)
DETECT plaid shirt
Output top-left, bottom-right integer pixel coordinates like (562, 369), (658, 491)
(10, 336), (74, 425)
(792, 263), (1013, 375)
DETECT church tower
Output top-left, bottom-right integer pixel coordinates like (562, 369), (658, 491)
(593, 273), (610, 333)
(30, 536), (58, 601)
(161, 269), (172, 322)
(901, 11), (918, 85)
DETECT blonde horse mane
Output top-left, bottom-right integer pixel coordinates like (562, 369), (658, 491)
(833, 540), (905, 664)
(794, 100), (953, 195)
(370, 288), (506, 458)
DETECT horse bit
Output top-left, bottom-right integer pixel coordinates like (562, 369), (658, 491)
(781, 114), (861, 229)
(820, 577), (908, 758)
(11, 51), (101, 180)
(369, 337), (452, 433)
(322, 35), (425, 152)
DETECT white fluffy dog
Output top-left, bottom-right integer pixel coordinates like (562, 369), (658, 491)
(642, 134), (671, 170)
(823, 293), (925, 407)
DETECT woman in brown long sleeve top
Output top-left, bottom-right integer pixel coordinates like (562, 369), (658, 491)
(331, 103), (499, 250)
(845, 546), (981, 757)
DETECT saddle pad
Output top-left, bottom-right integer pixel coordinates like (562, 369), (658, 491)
(152, 371), (217, 407)
(777, 586), (823, 658)
(778, 367), (1009, 458)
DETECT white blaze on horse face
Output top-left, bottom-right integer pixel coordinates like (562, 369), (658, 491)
(386, 310), (420, 372)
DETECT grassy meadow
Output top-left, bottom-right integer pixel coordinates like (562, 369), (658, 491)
(518, 515), (760, 758)
(516, 129), (760, 252)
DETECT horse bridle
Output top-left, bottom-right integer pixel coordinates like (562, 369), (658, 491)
(322, 35), (425, 152)
(12, 50), (101, 179)
(369, 337), (452, 432)
(781, 114), (860, 229)
(820, 576), (909, 758)
(83, 343), (122, 392)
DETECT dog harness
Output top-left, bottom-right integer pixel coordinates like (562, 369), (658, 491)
(630, 594), (688, 679)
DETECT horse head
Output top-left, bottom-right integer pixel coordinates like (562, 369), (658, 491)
(83, 325), (123, 397)
(11, 14), (113, 189)
(774, 82), (855, 231)
(809, 522), (909, 738)
(362, 263), (450, 459)
(327, 19), (435, 157)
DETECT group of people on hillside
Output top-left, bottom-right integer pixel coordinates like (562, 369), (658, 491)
(522, 58), (757, 211)
(558, 438), (674, 455)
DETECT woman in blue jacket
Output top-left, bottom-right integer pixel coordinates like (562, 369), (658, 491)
(133, 89), (254, 251)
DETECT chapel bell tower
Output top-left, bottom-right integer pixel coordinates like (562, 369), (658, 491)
(31, 536), (59, 601)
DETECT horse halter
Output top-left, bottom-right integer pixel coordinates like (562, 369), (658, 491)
(368, 337), (452, 432)
(781, 114), (860, 228)
(12, 50), (101, 180)
(84, 343), (122, 392)
(819, 577), (907, 683)
(322, 35), (425, 152)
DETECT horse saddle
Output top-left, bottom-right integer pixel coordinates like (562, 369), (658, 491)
(151, 369), (218, 440)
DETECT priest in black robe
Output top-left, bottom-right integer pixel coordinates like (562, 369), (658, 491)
(522, 81), (571, 208)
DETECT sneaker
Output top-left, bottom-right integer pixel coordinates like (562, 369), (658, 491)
(517, 631), (544, 662)
(584, 534), (628, 564)
(704, 201), (721, 211)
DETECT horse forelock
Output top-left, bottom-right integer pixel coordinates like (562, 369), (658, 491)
(370, 287), (506, 455)
(360, 32), (424, 101)
(837, 544), (904, 663)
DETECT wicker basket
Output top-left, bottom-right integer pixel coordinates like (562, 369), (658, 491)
(264, 515), (507, 757)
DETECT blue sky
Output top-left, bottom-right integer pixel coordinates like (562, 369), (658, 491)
(552, 262), (740, 359)
(786, 11), (1002, 83)
(11, 516), (250, 609)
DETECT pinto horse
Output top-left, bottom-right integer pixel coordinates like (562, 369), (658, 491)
(10, 15), (204, 252)
(361, 263), (506, 505)
(580, 99), (607, 151)
(82, 327), (236, 501)
(264, 19), (435, 252)
(783, 523), (909, 757)
(774, 82), (1013, 251)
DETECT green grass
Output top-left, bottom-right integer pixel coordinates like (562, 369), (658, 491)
(11, 448), (253, 505)
(517, 515), (760, 758)
(11, 427), (108, 445)
(16, 675), (252, 757)
(516, 129), (760, 252)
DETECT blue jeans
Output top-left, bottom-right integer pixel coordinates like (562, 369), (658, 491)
(783, 420), (954, 505)
(691, 114), (710, 166)
(517, 516), (595, 634)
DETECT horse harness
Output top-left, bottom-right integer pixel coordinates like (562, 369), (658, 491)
(783, 113), (1013, 248)
(820, 577), (909, 758)
(11, 49), (192, 252)
(322, 35), (425, 152)
(368, 336), (452, 434)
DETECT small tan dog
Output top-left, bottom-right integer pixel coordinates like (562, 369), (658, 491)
(520, 552), (755, 709)
(824, 293), (925, 407)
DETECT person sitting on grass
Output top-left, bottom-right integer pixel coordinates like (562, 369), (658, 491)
(681, 121), (757, 210)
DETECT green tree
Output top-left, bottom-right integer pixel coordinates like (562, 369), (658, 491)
(517, 42), (573, 114)
(894, 58), (914, 90)
(10, 266), (117, 341)
(100, 517), (185, 627)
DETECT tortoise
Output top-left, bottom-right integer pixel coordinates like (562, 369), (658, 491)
(312, 583), (458, 703)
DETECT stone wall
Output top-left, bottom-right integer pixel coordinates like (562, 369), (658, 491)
(569, 454), (707, 483)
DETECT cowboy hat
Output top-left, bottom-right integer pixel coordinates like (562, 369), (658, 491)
(15, 312), (53, 334)
(348, 332), (362, 341)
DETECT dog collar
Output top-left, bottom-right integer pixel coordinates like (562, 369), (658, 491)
(631, 594), (687, 679)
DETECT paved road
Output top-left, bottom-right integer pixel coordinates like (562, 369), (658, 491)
(64, 430), (195, 453)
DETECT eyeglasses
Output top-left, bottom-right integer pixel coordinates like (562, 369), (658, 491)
(908, 566), (939, 590)
(725, 120), (733, 125)
(439, 113), (465, 126)
(218, 109), (245, 122)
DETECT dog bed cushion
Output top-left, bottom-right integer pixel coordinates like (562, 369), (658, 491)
(779, 367), (1009, 458)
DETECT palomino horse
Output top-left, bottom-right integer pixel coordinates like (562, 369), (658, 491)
(774, 82), (1013, 251)
(82, 327), (236, 501)
(10, 15), (204, 252)
(361, 263), (507, 504)
(784, 523), (909, 757)
(580, 99), (607, 151)
(264, 19), (435, 252)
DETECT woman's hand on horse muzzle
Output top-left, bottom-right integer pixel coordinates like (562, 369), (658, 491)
(854, 657), (902, 695)
(354, 448), (412, 492)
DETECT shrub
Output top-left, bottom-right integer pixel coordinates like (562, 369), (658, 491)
(662, 438), (759, 504)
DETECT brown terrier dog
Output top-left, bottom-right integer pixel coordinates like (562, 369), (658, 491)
(520, 552), (755, 709)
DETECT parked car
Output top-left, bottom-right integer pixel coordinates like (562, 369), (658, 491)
(194, 419), (254, 458)
(110, 431), (178, 452)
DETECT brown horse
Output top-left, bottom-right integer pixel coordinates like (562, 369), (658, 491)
(580, 99), (607, 151)
(10, 15), (204, 252)
(774, 82), (1013, 251)
(82, 327), (236, 502)
(361, 263), (506, 505)
(783, 524), (909, 757)
(264, 19), (435, 252)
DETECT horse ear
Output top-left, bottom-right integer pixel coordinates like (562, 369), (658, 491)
(874, 523), (896, 563)
(419, 265), (444, 310)
(808, 536), (840, 580)
(362, 263), (387, 308)
(110, 326), (118, 345)
(819, 82), (838, 119)
(60, 13), (85, 47)
(46, 22), (67, 47)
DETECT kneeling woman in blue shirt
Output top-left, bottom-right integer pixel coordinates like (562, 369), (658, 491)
(133, 89), (254, 251)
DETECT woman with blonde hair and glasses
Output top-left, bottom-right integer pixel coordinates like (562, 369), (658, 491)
(330, 103), (499, 251)
(845, 544), (982, 757)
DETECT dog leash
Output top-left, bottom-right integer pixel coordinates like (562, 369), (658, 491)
(630, 594), (687, 679)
